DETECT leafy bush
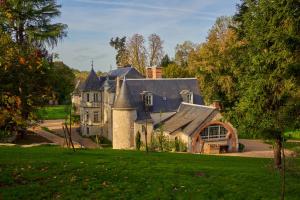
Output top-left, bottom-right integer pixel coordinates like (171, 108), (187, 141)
(238, 143), (245, 152)
(135, 131), (141, 150)
(0, 130), (11, 140)
(149, 132), (187, 152)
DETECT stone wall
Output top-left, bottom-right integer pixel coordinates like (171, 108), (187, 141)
(134, 121), (153, 148)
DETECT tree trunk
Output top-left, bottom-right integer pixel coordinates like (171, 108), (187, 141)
(274, 138), (282, 168)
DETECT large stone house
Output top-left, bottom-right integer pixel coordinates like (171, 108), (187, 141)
(74, 65), (238, 153)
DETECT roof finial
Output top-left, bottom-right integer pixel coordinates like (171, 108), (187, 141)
(91, 60), (94, 70)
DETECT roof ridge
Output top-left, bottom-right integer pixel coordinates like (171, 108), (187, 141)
(125, 78), (197, 80)
(181, 102), (215, 109)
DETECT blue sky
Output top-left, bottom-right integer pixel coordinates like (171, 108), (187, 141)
(52, 0), (240, 72)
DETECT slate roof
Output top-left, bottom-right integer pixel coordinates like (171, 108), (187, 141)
(81, 68), (105, 91)
(108, 66), (144, 79)
(163, 103), (218, 136)
(115, 78), (204, 120)
(114, 80), (135, 109)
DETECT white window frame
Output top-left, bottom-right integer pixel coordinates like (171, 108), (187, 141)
(201, 125), (227, 141)
(187, 92), (193, 103)
(145, 94), (153, 106)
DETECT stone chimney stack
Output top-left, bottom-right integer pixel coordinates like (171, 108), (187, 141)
(146, 66), (162, 79)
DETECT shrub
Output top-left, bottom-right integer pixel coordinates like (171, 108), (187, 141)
(135, 131), (141, 150)
(0, 130), (11, 140)
(150, 132), (187, 152)
(238, 143), (245, 152)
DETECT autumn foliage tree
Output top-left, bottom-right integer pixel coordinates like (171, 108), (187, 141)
(0, 0), (68, 136)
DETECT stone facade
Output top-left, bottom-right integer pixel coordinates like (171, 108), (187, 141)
(75, 67), (238, 153)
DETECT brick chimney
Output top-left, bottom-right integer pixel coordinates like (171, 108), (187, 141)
(212, 100), (222, 110)
(146, 66), (162, 79)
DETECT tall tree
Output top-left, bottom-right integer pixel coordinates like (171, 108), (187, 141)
(230, 0), (300, 168)
(0, 31), (53, 134)
(160, 54), (172, 68)
(0, 0), (67, 135)
(148, 33), (164, 67)
(109, 37), (129, 67)
(188, 16), (240, 107)
(163, 63), (190, 78)
(0, 0), (67, 47)
(49, 62), (75, 104)
(127, 34), (147, 74)
(175, 41), (195, 67)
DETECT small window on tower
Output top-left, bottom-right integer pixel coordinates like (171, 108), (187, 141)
(87, 93), (90, 102)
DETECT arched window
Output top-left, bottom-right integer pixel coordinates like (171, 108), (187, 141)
(200, 125), (227, 140)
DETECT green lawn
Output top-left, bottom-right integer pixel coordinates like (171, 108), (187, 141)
(0, 147), (300, 199)
(36, 105), (69, 120)
(285, 130), (300, 140)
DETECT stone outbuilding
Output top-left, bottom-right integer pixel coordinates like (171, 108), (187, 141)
(163, 102), (238, 154)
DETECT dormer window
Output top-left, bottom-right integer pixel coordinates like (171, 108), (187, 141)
(141, 91), (153, 106)
(187, 92), (193, 103)
(145, 93), (153, 106)
(180, 90), (193, 104)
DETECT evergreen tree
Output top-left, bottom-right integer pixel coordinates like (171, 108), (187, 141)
(230, 0), (300, 168)
(0, 0), (67, 47)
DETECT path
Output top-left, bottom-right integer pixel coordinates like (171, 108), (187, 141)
(221, 139), (295, 158)
(29, 126), (81, 148)
(38, 120), (99, 149)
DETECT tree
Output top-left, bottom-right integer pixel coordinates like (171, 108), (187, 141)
(0, 30), (53, 134)
(188, 16), (240, 107)
(0, 0), (67, 47)
(174, 41), (195, 67)
(148, 33), (164, 67)
(160, 54), (172, 68)
(127, 34), (147, 74)
(109, 37), (129, 67)
(49, 62), (75, 104)
(163, 63), (190, 78)
(0, 0), (67, 135)
(230, 0), (300, 168)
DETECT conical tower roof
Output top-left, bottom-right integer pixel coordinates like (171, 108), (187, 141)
(114, 80), (135, 109)
(81, 68), (102, 91)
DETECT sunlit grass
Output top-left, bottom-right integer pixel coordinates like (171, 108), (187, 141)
(0, 146), (299, 199)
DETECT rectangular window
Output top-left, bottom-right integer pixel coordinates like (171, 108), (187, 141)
(87, 93), (90, 102)
(86, 127), (89, 135)
(94, 111), (99, 123)
(187, 93), (193, 103)
(94, 93), (98, 102)
(86, 111), (89, 122)
(145, 94), (153, 106)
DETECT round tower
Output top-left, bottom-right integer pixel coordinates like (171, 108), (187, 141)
(112, 80), (137, 149)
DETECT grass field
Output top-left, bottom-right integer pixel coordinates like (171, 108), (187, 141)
(0, 147), (300, 200)
(36, 105), (69, 120)
(285, 130), (300, 140)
